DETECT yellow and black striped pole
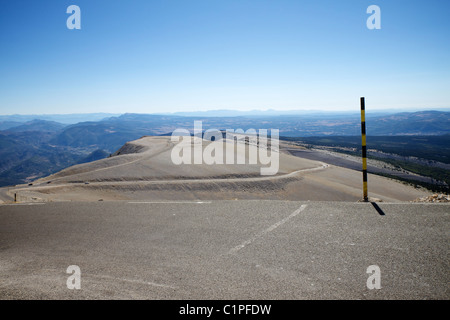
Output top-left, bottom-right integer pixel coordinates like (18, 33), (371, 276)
(360, 97), (368, 202)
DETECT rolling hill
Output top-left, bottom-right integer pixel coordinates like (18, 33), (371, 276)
(0, 110), (449, 187)
(5, 135), (431, 203)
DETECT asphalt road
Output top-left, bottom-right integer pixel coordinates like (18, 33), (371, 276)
(0, 200), (448, 300)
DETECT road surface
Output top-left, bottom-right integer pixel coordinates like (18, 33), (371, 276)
(0, 200), (448, 299)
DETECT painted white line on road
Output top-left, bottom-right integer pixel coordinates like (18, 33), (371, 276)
(0, 203), (46, 206)
(228, 204), (308, 255)
(128, 201), (212, 204)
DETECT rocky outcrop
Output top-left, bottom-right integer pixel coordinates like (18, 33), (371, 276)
(412, 194), (450, 203)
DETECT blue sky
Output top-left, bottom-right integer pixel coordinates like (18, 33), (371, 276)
(0, 0), (449, 114)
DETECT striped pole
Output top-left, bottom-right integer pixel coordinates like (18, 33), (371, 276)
(360, 97), (368, 202)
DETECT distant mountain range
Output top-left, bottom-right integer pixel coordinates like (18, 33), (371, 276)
(6, 119), (67, 133)
(161, 108), (450, 117)
(0, 110), (449, 187)
(0, 113), (121, 126)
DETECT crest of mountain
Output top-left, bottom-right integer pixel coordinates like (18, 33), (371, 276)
(0, 113), (122, 125)
(50, 110), (450, 153)
(0, 121), (23, 131)
(6, 119), (67, 133)
(368, 111), (450, 135)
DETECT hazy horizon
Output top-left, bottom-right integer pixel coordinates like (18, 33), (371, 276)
(1, 107), (450, 118)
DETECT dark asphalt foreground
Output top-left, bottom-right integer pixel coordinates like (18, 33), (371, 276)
(0, 200), (448, 300)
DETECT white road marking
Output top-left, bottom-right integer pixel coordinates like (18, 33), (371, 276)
(128, 201), (212, 204)
(228, 204), (308, 255)
(0, 203), (46, 206)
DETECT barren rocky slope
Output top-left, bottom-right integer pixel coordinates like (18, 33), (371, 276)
(5, 136), (431, 203)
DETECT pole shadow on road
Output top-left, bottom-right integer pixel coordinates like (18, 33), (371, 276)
(371, 202), (386, 216)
